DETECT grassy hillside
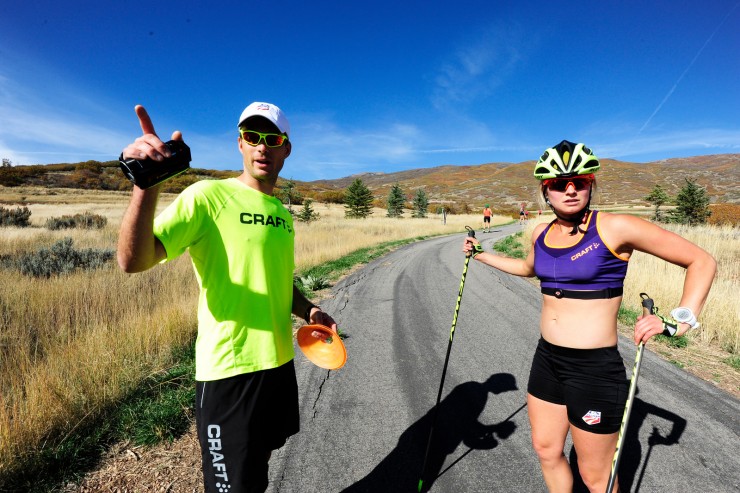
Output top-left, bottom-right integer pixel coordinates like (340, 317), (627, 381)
(1, 153), (738, 211)
(312, 154), (740, 208)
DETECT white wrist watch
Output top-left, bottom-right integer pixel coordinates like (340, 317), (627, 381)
(670, 307), (700, 330)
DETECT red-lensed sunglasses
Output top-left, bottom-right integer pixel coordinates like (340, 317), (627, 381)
(543, 174), (594, 192)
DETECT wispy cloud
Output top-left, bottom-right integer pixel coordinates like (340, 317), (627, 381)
(0, 61), (130, 164)
(287, 117), (420, 178)
(431, 22), (524, 110)
(638, 2), (740, 134)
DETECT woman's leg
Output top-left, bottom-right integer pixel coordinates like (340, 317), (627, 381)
(570, 426), (619, 492)
(528, 393), (573, 493)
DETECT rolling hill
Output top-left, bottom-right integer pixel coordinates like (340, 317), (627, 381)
(308, 153), (740, 208)
(1, 153), (738, 210)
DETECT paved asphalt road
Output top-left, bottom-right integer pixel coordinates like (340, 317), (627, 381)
(268, 224), (740, 493)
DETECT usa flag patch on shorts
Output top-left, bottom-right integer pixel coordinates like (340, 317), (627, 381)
(582, 410), (602, 425)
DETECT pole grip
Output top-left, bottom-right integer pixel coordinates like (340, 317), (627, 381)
(640, 292), (655, 317)
(464, 226), (476, 258)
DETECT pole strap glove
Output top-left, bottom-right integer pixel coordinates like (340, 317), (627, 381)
(471, 244), (484, 258)
(653, 306), (679, 337)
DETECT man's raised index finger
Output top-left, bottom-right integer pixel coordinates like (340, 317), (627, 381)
(135, 105), (157, 136)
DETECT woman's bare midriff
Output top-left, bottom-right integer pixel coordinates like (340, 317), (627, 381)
(540, 295), (622, 348)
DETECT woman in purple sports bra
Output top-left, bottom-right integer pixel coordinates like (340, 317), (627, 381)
(463, 140), (716, 493)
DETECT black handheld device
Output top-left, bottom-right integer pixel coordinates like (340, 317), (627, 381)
(119, 140), (191, 189)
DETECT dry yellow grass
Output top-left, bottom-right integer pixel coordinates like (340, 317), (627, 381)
(621, 223), (739, 353)
(0, 189), (507, 476)
(293, 204), (508, 271)
(0, 187), (737, 479)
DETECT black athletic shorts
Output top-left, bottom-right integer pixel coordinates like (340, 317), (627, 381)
(483, 215), (491, 223)
(527, 337), (628, 434)
(196, 360), (300, 493)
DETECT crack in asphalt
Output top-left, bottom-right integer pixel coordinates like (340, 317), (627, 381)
(311, 370), (331, 419)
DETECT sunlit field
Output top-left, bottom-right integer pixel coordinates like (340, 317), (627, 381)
(0, 190), (506, 476)
(0, 187), (737, 479)
(292, 202), (507, 271)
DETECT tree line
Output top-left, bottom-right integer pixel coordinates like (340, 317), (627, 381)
(277, 178), (431, 222)
(2, 158), (717, 226)
(644, 179), (712, 226)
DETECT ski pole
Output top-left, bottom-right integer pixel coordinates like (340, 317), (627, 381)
(605, 292), (653, 493)
(418, 226), (476, 493)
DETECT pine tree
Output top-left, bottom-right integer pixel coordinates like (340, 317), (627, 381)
(412, 188), (429, 218)
(386, 183), (406, 218)
(344, 178), (374, 218)
(296, 199), (320, 223)
(669, 179), (711, 226)
(275, 179), (301, 212)
(644, 184), (670, 221)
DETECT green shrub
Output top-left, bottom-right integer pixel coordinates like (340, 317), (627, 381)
(492, 232), (526, 259)
(653, 334), (689, 348)
(0, 206), (32, 227)
(299, 274), (330, 291)
(14, 238), (114, 278)
(45, 212), (107, 230)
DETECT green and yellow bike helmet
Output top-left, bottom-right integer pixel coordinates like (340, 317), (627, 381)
(533, 140), (600, 180)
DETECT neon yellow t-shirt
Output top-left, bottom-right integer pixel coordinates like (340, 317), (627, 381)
(153, 178), (295, 381)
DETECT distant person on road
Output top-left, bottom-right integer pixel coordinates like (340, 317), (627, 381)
(462, 140), (716, 492)
(117, 102), (338, 493)
(483, 204), (493, 233)
(519, 203), (526, 224)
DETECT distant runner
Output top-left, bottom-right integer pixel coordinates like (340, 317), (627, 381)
(483, 204), (493, 233)
(519, 202), (526, 224)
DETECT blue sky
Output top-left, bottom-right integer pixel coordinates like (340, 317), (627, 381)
(1, 1), (738, 181)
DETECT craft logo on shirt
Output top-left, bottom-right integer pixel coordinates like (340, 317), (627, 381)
(582, 410), (602, 425)
(571, 242), (600, 261)
(239, 212), (293, 233)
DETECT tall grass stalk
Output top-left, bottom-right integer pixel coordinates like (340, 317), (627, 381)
(0, 234), (198, 477)
(621, 223), (739, 353)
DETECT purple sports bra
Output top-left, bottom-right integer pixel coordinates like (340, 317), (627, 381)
(534, 211), (629, 291)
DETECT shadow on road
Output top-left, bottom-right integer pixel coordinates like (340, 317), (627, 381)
(340, 373), (522, 493)
(569, 390), (687, 492)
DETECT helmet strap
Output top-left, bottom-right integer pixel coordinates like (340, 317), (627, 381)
(543, 189), (592, 235)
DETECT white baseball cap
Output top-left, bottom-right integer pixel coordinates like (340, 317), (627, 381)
(237, 102), (290, 136)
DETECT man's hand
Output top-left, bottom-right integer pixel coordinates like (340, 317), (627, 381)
(308, 307), (339, 340)
(121, 105), (183, 162)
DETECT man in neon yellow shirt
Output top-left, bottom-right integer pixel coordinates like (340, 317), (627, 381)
(118, 102), (337, 493)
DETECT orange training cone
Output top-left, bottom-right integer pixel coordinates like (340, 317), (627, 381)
(296, 324), (347, 370)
